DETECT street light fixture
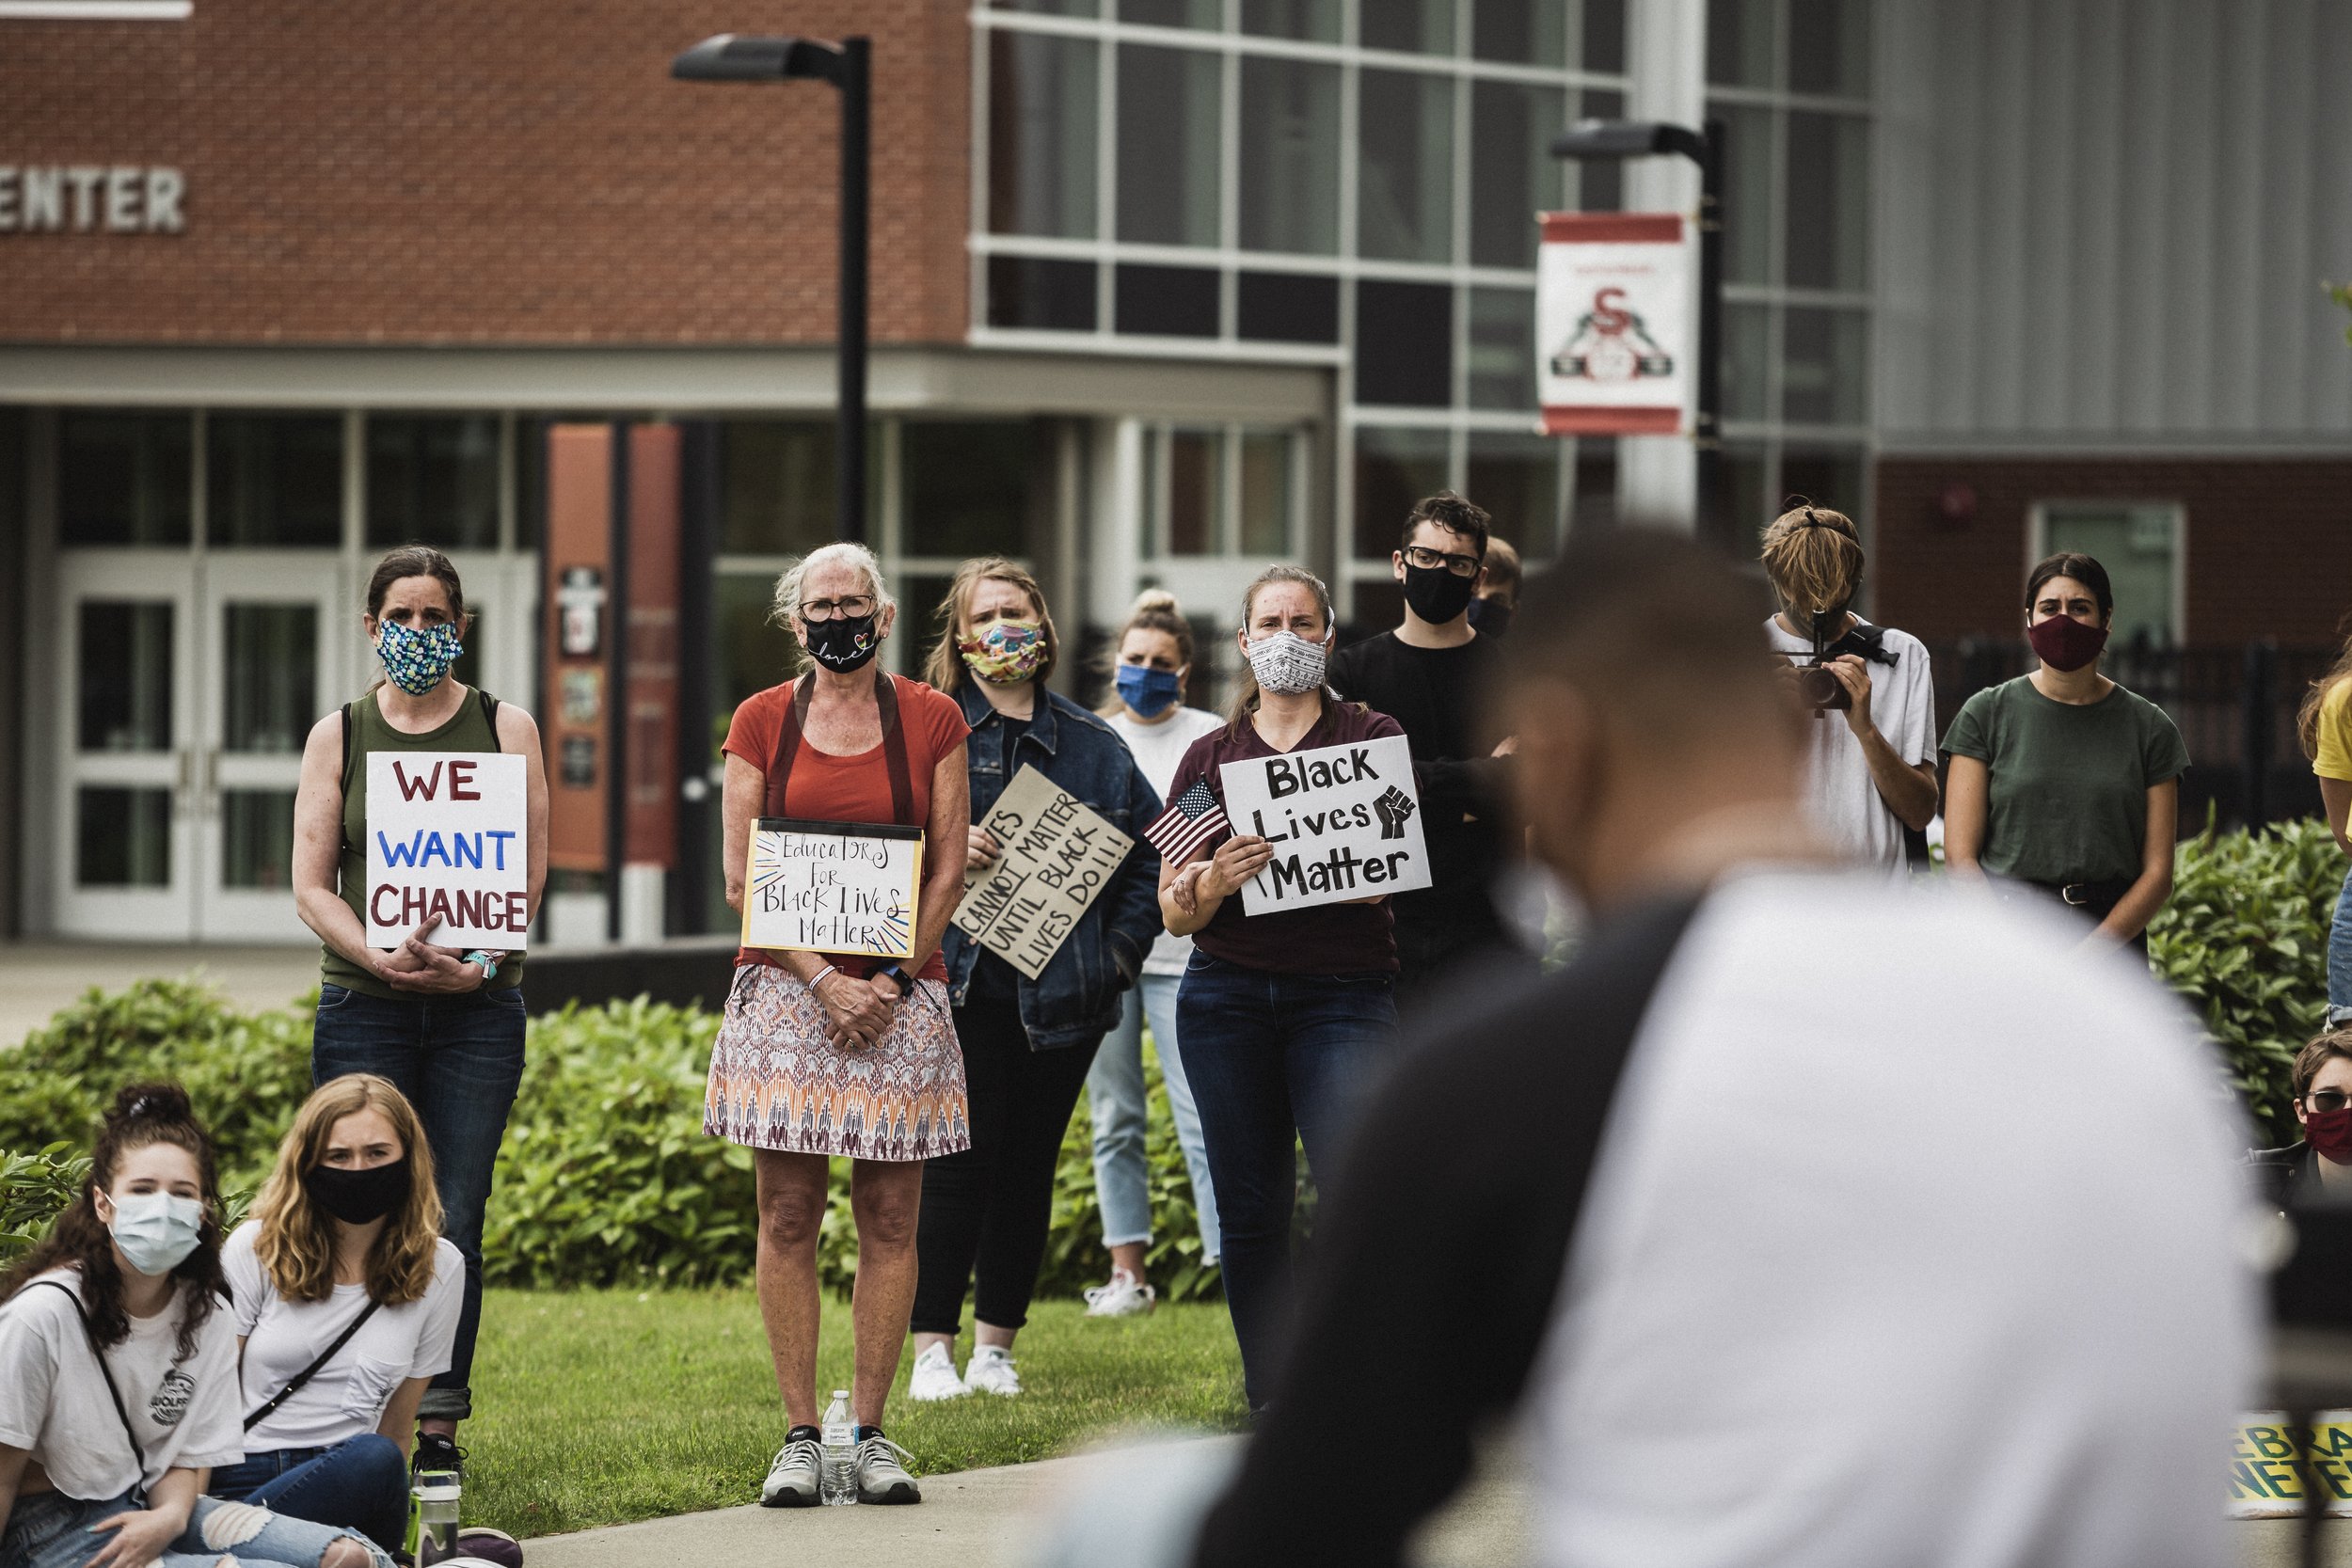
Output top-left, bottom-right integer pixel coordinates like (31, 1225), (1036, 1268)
(674, 33), (871, 544)
(1551, 117), (1726, 546)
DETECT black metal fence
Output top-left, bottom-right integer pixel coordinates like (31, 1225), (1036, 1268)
(1928, 641), (2340, 832)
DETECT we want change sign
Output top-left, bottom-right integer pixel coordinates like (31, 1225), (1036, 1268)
(365, 753), (530, 948)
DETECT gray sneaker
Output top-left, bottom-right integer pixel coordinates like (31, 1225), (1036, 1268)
(854, 1434), (922, 1504)
(760, 1435), (822, 1507)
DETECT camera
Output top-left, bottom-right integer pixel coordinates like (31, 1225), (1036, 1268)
(1795, 609), (1851, 712)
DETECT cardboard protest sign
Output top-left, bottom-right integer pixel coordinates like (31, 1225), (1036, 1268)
(742, 818), (922, 959)
(1217, 735), (1432, 916)
(365, 752), (531, 948)
(952, 765), (1136, 980)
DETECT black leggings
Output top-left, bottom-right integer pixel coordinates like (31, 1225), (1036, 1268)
(911, 1000), (1103, 1335)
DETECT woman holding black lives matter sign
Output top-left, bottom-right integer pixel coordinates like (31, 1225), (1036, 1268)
(708, 542), (972, 1509)
(903, 560), (1163, 1405)
(291, 546), (548, 1473)
(1157, 564), (1406, 1411)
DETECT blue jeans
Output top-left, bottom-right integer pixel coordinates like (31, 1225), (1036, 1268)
(0, 1491), (387, 1568)
(1175, 953), (1399, 1410)
(2330, 868), (2352, 1027)
(313, 983), (527, 1422)
(1088, 972), (1221, 1262)
(213, 1435), (409, 1556)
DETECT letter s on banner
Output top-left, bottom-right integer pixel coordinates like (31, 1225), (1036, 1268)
(1535, 212), (1691, 436)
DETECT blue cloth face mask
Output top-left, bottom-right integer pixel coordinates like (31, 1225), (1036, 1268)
(109, 1191), (203, 1277)
(376, 621), (465, 696)
(1116, 663), (1184, 720)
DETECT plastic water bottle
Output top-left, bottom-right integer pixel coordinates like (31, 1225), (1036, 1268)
(413, 1470), (462, 1563)
(821, 1389), (857, 1506)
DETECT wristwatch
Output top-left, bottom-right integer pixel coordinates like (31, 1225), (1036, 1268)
(877, 963), (915, 998)
(463, 950), (503, 985)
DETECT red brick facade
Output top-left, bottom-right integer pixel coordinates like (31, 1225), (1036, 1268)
(0, 1), (969, 345)
(1872, 455), (2352, 650)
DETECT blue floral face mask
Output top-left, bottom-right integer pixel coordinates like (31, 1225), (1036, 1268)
(377, 621), (464, 696)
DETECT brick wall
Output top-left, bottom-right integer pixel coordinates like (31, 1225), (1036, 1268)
(0, 1), (969, 345)
(1873, 455), (2352, 649)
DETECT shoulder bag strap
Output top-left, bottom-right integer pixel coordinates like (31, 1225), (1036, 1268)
(27, 1280), (147, 1497)
(243, 1297), (383, 1432)
(768, 673), (914, 825)
(764, 675), (815, 818)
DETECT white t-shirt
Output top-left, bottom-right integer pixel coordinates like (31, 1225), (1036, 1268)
(0, 1268), (245, 1500)
(225, 1221), (464, 1450)
(1764, 617), (1935, 878)
(1107, 705), (1228, 977)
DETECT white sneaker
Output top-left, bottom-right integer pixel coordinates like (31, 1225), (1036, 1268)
(1082, 1268), (1157, 1319)
(963, 1344), (1023, 1397)
(907, 1342), (970, 1402)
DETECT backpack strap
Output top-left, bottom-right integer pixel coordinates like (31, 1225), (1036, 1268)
(340, 700), (358, 792)
(244, 1298), (383, 1432)
(28, 1279), (148, 1502)
(477, 689), (502, 751)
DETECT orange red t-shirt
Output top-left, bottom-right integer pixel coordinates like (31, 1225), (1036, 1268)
(723, 674), (971, 981)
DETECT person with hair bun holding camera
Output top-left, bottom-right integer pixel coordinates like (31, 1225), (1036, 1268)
(1758, 503), (1938, 878)
(1943, 551), (2187, 949)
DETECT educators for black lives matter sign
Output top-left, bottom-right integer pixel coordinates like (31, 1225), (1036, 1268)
(741, 818), (924, 959)
(1218, 735), (1433, 915)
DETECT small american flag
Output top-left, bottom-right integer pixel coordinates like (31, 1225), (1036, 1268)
(1144, 780), (1232, 865)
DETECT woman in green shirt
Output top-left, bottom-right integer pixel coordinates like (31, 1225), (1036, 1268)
(1942, 552), (2187, 949)
(290, 546), (549, 1468)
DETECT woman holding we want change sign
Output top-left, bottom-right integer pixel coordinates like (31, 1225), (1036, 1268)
(291, 546), (548, 1474)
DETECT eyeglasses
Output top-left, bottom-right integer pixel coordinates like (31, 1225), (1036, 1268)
(2312, 1090), (2352, 1114)
(1403, 544), (1483, 578)
(799, 594), (876, 622)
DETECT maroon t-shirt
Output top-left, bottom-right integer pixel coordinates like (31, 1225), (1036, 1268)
(1165, 700), (1403, 976)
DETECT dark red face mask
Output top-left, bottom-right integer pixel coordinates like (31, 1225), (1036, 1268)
(2306, 1104), (2352, 1164)
(2027, 613), (2108, 673)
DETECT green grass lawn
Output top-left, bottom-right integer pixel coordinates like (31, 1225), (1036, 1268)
(458, 1288), (1249, 1539)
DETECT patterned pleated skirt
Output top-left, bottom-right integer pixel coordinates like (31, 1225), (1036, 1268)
(704, 964), (971, 1161)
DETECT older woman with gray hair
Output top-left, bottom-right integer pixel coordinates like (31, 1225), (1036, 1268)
(707, 542), (974, 1508)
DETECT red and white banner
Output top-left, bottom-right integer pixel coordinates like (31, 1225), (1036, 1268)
(1536, 213), (1691, 436)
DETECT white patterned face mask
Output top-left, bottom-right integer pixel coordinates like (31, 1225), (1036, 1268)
(1244, 629), (1330, 695)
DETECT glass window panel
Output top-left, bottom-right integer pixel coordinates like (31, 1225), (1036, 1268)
(1576, 88), (1625, 212)
(77, 601), (174, 752)
(365, 415), (499, 549)
(715, 572), (789, 712)
(1788, 0), (1868, 96)
(1123, 0), (1218, 24)
(1239, 432), (1293, 555)
(1119, 43), (1221, 246)
(1156, 428), (1224, 557)
(1468, 288), (1536, 410)
(1726, 302), (1771, 421)
(1781, 307), (1867, 426)
(1785, 111), (1867, 291)
(1777, 449), (1865, 528)
(1470, 81), (1565, 270)
(1581, 0), (1628, 71)
(1360, 0), (1455, 53)
(1466, 432), (1564, 558)
(1715, 103), (1774, 285)
(1358, 71), (1454, 262)
(720, 421), (835, 555)
(1237, 272), (1341, 342)
(1571, 436), (1618, 532)
(59, 412), (191, 546)
(992, 0), (1098, 11)
(1354, 279), (1454, 407)
(221, 790), (296, 890)
(451, 607), (486, 698)
(1242, 0), (1340, 40)
(989, 32), (1100, 239)
(1353, 425), (1451, 559)
(1707, 0), (1776, 87)
(988, 255), (1099, 331)
(1722, 446), (1772, 545)
(2042, 504), (2178, 647)
(1472, 0), (1563, 64)
(77, 786), (171, 888)
(221, 604), (315, 754)
(1115, 263), (1221, 336)
(515, 417), (547, 551)
(902, 421), (1038, 559)
(207, 414), (342, 547)
(1240, 56), (1341, 255)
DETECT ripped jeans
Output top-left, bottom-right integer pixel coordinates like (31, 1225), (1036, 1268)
(0, 1492), (389, 1568)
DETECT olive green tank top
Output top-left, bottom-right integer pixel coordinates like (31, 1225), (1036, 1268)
(324, 687), (527, 999)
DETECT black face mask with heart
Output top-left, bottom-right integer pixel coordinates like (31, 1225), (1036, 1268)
(803, 613), (882, 673)
(303, 1156), (413, 1227)
(1402, 562), (1478, 626)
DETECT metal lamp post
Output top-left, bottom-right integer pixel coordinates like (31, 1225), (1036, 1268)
(674, 33), (871, 544)
(1551, 117), (1726, 546)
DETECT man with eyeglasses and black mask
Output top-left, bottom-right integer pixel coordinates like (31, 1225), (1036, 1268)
(1327, 492), (1526, 1006)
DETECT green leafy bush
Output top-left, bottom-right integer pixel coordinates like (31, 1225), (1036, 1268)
(1, 1146), (90, 1268)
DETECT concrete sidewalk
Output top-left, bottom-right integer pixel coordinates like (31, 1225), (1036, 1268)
(0, 942), (320, 1048)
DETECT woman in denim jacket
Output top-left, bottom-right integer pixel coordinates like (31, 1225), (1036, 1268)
(905, 558), (1166, 1402)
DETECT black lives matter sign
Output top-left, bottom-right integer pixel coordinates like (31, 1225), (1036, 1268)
(1219, 735), (1431, 915)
